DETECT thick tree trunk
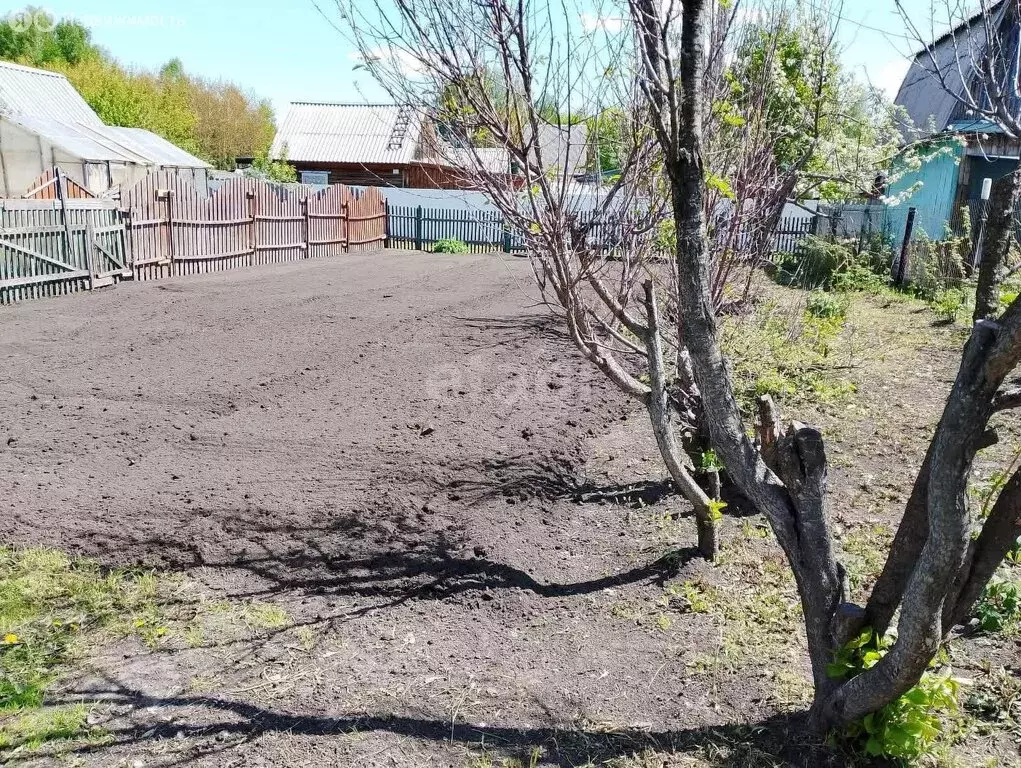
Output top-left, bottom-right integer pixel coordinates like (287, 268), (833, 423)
(657, 0), (846, 706)
(974, 169), (1021, 323)
(630, 0), (1021, 741)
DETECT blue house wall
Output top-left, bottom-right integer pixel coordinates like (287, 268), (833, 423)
(885, 140), (963, 250)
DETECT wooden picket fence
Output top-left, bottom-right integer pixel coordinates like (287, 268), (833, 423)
(124, 172), (387, 281)
(0, 169), (387, 305)
(0, 170), (130, 305)
(771, 215), (818, 255)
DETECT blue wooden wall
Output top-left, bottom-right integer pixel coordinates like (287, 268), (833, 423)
(885, 140), (963, 249)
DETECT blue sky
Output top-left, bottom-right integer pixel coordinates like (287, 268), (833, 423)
(9, 0), (936, 123)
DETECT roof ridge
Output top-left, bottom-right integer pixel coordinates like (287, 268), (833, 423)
(0, 59), (68, 78)
(289, 101), (403, 107)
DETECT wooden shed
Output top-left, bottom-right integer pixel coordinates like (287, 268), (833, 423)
(270, 102), (512, 190)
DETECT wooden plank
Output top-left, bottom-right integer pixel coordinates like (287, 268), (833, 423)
(0, 269), (90, 288)
(172, 247), (255, 262)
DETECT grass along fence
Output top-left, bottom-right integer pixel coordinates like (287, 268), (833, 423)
(387, 205), (512, 252)
(387, 205), (654, 253)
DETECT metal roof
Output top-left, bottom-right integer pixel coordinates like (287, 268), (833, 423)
(894, 1), (1009, 137)
(5, 114), (210, 167)
(525, 121), (590, 176)
(0, 59), (104, 126)
(0, 61), (209, 169)
(102, 127), (211, 168)
(270, 103), (422, 165)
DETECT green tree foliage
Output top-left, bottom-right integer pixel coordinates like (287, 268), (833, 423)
(0, 7), (278, 170)
(723, 17), (900, 200)
(586, 108), (627, 174)
(250, 145), (298, 184)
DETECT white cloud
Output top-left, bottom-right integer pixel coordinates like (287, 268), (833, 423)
(580, 12), (623, 33)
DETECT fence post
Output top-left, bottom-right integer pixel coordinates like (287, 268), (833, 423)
(502, 218), (512, 253)
(415, 205), (423, 251)
(301, 197), (310, 258)
(55, 168), (92, 290)
(84, 210), (99, 282)
(384, 201), (391, 248)
(246, 191), (257, 265)
(895, 206), (917, 287)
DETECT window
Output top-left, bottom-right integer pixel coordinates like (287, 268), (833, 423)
(301, 171), (329, 186)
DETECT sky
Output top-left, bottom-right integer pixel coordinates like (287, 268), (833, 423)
(4, 0), (939, 124)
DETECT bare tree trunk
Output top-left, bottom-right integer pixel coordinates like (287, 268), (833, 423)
(642, 280), (719, 559)
(974, 169), (1021, 322)
(637, 0), (1021, 738)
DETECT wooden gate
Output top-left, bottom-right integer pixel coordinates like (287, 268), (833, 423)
(0, 198), (129, 304)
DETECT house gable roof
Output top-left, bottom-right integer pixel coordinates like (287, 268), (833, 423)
(270, 103), (422, 165)
(894, 1), (1014, 137)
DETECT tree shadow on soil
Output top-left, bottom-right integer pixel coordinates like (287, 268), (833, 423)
(434, 451), (676, 507)
(49, 677), (857, 768)
(110, 516), (695, 619)
(456, 313), (572, 349)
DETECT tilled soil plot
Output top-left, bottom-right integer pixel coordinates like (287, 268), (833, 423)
(1, 251), (733, 766)
(2, 254), (1017, 767)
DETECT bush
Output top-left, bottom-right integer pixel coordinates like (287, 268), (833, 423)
(828, 628), (960, 761)
(433, 238), (469, 254)
(805, 291), (849, 320)
(929, 287), (967, 323)
(774, 236), (852, 289)
(830, 264), (887, 294)
(774, 236), (889, 293)
(973, 576), (1020, 633)
(905, 234), (966, 301)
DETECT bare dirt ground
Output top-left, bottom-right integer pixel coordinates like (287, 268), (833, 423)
(1, 252), (1019, 767)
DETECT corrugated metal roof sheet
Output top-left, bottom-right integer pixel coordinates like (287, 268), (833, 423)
(6, 115), (209, 167)
(102, 127), (211, 168)
(9, 114), (147, 163)
(894, 2), (1007, 137)
(271, 103), (421, 165)
(525, 121), (590, 176)
(0, 59), (103, 126)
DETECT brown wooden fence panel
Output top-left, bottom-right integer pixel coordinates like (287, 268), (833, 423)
(307, 185), (348, 259)
(346, 187), (387, 252)
(121, 172), (386, 280)
(2, 170), (387, 305)
(22, 169), (96, 200)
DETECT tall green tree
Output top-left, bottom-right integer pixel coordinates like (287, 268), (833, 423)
(0, 6), (278, 170)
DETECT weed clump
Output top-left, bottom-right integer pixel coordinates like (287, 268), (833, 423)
(433, 237), (469, 253)
(722, 298), (857, 413)
(828, 628), (961, 761)
(0, 547), (169, 754)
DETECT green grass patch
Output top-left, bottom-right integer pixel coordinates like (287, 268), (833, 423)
(0, 546), (171, 753)
(0, 704), (108, 753)
(722, 297), (858, 414)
